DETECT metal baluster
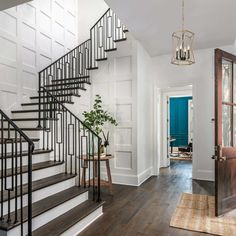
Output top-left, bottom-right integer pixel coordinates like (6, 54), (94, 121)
(20, 136), (23, 235)
(14, 131), (18, 223)
(0, 114), (4, 220)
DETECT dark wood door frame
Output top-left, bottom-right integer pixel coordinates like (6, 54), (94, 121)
(215, 48), (236, 216)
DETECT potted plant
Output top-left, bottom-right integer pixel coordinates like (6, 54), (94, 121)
(83, 95), (118, 154)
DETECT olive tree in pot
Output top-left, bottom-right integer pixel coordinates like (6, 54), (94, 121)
(83, 95), (118, 154)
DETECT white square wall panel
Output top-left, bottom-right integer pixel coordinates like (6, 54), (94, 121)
(66, 12), (75, 34)
(53, 22), (64, 44)
(116, 104), (132, 122)
(0, 12), (17, 37)
(115, 151), (132, 170)
(116, 80), (132, 98)
(65, 30), (75, 50)
(0, 37), (17, 62)
(20, 3), (36, 26)
(39, 33), (52, 55)
(40, 0), (52, 15)
(0, 64), (17, 85)
(22, 47), (36, 68)
(116, 128), (132, 145)
(22, 71), (37, 90)
(39, 54), (51, 71)
(54, 1), (64, 25)
(39, 11), (51, 34)
(115, 56), (132, 76)
(52, 41), (64, 59)
(22, 23), (36, 47)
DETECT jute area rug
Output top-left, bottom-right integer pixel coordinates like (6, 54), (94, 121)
(170, 193), (236, 236)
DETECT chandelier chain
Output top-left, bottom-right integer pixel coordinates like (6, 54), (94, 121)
(182, 0), (185, 31)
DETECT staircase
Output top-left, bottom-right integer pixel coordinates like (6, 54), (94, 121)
(0, 8), (127, 236)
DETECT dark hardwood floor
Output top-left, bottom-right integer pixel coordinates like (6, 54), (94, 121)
(80, 160), (214, 236)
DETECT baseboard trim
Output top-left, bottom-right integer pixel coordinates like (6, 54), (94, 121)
(101, 167), (153, 186)
(192, 169), (214, 181)
(137, 167), (153, 186)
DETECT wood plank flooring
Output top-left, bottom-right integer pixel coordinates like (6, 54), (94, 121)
(80, 160), (215, 236)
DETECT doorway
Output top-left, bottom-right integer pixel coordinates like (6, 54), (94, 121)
(168, 96), (193, 161)
(159, 86), (193, 169)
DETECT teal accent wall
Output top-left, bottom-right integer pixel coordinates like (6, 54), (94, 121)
(170, 96), (192, 147)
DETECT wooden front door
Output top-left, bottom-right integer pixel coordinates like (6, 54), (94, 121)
(215, 48), (236, 216)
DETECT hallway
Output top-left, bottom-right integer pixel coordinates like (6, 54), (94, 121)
(80, 160), (214, 236)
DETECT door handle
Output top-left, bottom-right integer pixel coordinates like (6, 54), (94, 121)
(211, 155), (226, 161)
(211, 155), (217, 160)
(219, 156), (226, 161)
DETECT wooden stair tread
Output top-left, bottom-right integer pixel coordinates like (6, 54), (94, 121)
(114, 38), (127, 42)
(86, 67), (99, 70)
(9, 118), (58, 121)
(32, 200), (104, 236)
(1, 127), (49, 131)
(21, 101), (74, 106)
(0, 138), (39, 143)
(0, 173), (76, 203)
(30, 94), (74, 99)
(104, 48), (117, 52)
(12, 109), (63, 113)
(0, 161), (62, 178)
(0, 186), (87, 231)
(51, 76), (89, 83)
(43, 87), (86, 92)
(45, 81), (88, 87)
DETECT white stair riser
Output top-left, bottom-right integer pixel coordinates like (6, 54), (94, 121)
(0, 163), (64, 190)
(1, 177), (76, 216)
(5, 191), (88, 236)
(12, 111), (62, 119)
(61, 206), (103, 236)
(12, 112), (39, 119)
(1, 130), (44, 139)
(0, 153), (51, 168)
(10, 121), (43, 129)
(0, 142), (40, 152)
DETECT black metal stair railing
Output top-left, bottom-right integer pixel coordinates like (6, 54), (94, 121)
(37, 8), (128, 203)
(37, 9), (128, 117)
(39, 87), (102, 202)
(90, 8), (128, 67)
(0, 109), (34, 235)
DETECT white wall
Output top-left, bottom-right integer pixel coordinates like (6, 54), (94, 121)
(136, 41), (154, 183)
(90, 34), (139, 185)
(0, 0), (78, 114)
(88, 33), (155, 186)
(77, 0), (108, 44)
(152, 44), (235, 181)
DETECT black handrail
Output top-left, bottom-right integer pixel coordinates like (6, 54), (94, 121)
(0, 109), (34, 235)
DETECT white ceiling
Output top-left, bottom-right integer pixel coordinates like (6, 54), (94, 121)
(105, 0), (236, 56)
(0, 0), (32, 11)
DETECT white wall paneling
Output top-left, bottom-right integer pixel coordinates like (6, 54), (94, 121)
(0, 0), (78, 113)
(90, 34), (155, 186)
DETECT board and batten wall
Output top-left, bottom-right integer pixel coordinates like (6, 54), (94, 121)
(0, 0), (78, 114)
(91, 35), (138, 185)
(90, 35), (154, 186)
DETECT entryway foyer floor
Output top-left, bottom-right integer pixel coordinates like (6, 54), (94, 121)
(79, 160), (214, 236)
